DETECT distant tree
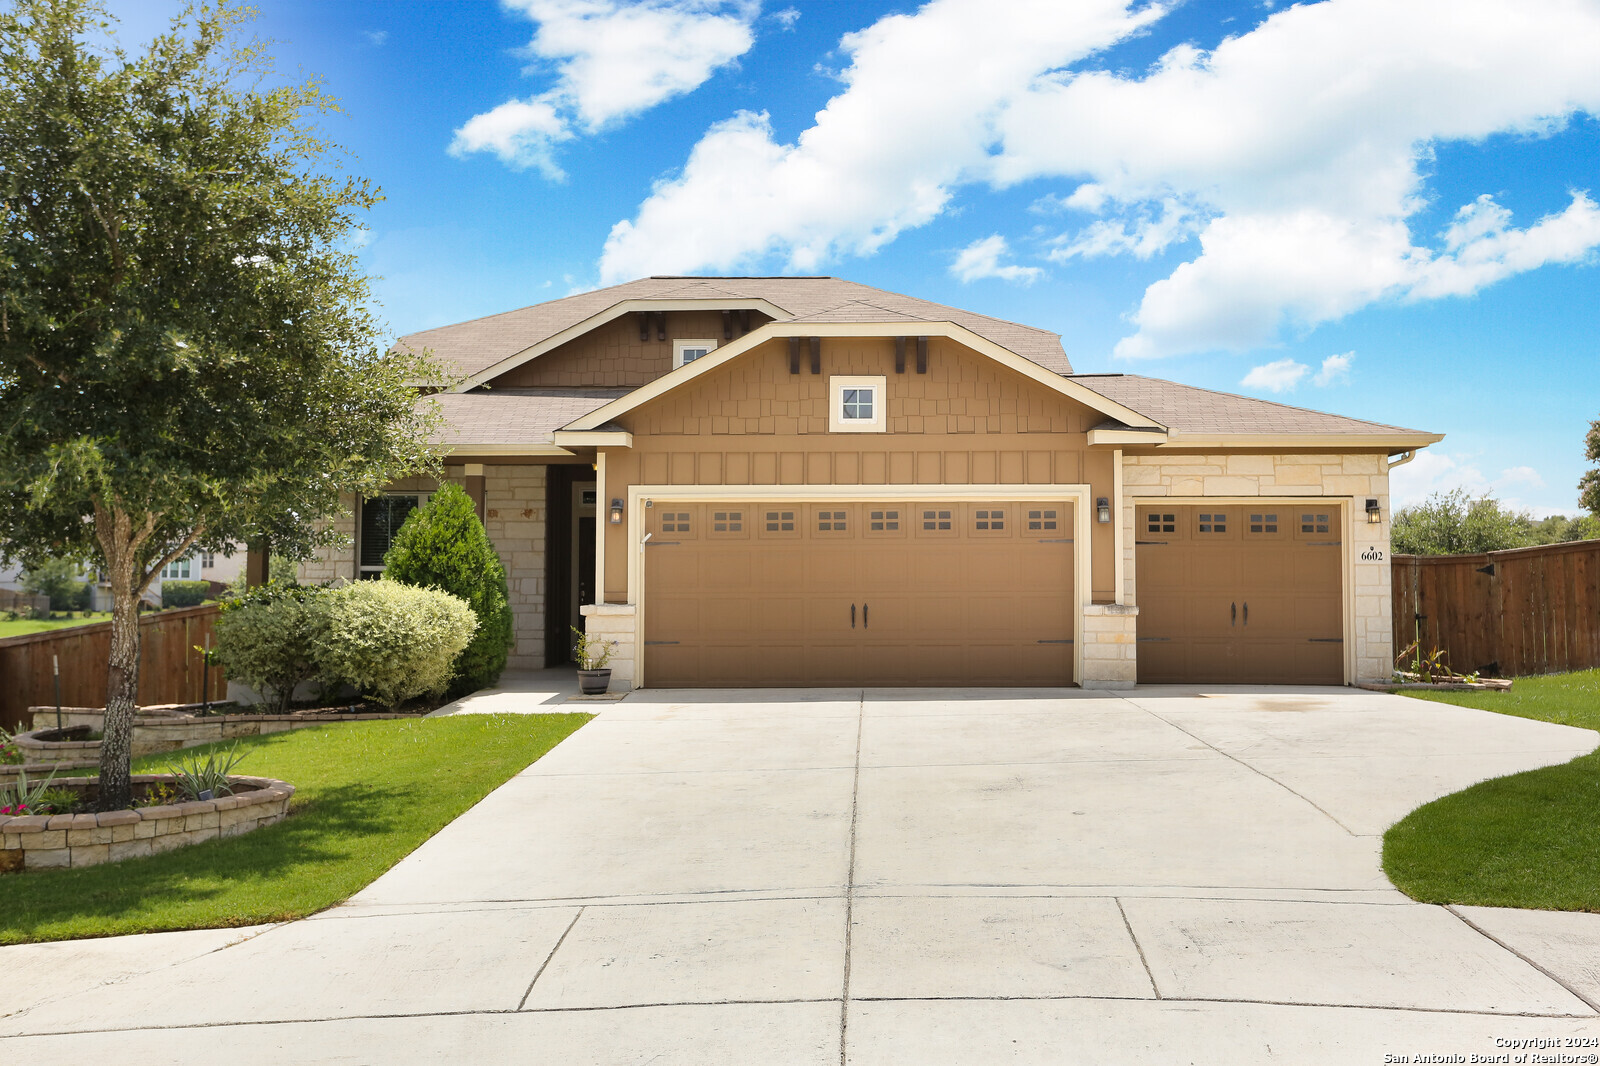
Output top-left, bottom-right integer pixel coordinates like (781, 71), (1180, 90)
(1391, 489), (1536, 556)
(0, 1), (439, 810)
(382, 483), (514, 698)
(20, 557), (83, 612)
(1528, 513), (1600, 545)
(1581, 418), (1600, 516)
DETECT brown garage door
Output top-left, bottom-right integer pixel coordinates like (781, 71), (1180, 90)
(643, 500), (1075, 687)
(1135, 504), (1343, 684)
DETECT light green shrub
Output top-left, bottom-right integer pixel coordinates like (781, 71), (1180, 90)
(382, 482), (514, 698)
(313, 581), (476, 710)
(161, 579), (210, 609)
(214, 584), (328, 713)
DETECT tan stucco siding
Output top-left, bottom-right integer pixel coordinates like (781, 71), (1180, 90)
(598, 336), (1111, 603)
(1120, 451), (1394, 682)
(295, 464), (551, 671)
(487, 309), (771, 389)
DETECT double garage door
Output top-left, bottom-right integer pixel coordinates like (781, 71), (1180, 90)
(1135, 504), (1344, 685)
(643, 500), (1075, 687)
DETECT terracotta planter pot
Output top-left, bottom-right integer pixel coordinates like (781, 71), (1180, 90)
(577, 669), (611, 696)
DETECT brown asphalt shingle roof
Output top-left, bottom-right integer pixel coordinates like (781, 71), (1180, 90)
(399, 276), (1071, 379)
(426, 388), (626, 447)
(1070, 374), (1433, 438)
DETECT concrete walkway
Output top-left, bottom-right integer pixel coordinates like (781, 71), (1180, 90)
(4, 686), (1600, 1062)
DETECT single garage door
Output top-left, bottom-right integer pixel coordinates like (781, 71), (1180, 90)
(643, 500), (1075, 687)
(1135, 504), (1343, 684)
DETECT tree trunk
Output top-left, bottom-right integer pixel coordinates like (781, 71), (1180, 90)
(98, 519), (143, 812)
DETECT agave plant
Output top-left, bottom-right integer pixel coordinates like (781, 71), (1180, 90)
(164, 743), (248, 801)
(0, 766), (60, 815)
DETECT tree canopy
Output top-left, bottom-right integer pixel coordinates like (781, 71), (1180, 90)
(1391, 489), (1598, 556)
(0, 0), (440, 808)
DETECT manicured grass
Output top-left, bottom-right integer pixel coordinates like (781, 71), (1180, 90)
(1382, 670), (1600, 912)
(0, 713), (590, 943)
(0, 611), (113, 638)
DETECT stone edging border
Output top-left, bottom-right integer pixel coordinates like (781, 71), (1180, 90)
(0, 773), (294, 872)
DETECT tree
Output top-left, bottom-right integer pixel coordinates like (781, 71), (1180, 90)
(20, 556), (85, 612)
(1580, 418), (1600, 516)
(1391, 489), (1536, 556)
(1528, 513), (1600, 545)
(0, 1), (439, 810)
(382, 483), (514, 697)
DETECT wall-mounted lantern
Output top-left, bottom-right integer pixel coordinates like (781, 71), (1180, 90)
(1096, 496), (1111, 524)
(609, 498), (624, 525)
(1366, 498), (1382, 524)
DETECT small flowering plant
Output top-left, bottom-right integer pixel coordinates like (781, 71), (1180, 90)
(0, 802), (28, 816)
(0, 725), (24, 766)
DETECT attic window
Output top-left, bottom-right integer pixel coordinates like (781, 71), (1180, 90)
(829, 375), (886, 432)
(673, 339), (716, 369)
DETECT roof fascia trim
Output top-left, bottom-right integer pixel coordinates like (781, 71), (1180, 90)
(563, 320), (1165, 432)
(1087, 427), (1168, 447)
(452, 297), (791, 392)
(1144, 431), (1446, 450)
(551, 429), (634, 449)
(439, 443), (575, 457)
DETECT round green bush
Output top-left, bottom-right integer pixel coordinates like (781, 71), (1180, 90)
(314, 581), (477, 710)
(214, 584), (327, 712)
(381, 482), (514, 697)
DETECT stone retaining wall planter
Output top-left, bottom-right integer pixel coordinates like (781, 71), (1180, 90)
(0, 774), (294, 872)
(0, 760), (98, 787)
(21, 705), (426, 761)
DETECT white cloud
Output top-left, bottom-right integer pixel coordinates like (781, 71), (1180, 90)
(771, 7), (800, 29)
(1314, 351), (1353, 386)
(1498, 465), (1546, 488)
(364, 29), (388, 46)
(951, 235), (1043, 284)
(1240, 358), (1309, 393)
(600, 0), (1600, 348)
(451, 0), (758, 178)
(1389, 451), (1561, 514)
(599, 0), (1163, 281)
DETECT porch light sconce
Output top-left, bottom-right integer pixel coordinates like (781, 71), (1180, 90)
(1096, 497), (1111, 524)
(1366, 498), (1382, 524)
(609, 498), (624, 525)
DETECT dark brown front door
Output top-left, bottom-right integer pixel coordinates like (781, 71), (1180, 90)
(1135, 504), (1343, 684)
(643, 500), (1076, 687)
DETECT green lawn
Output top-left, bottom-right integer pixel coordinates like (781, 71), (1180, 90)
(0, 713), (590, 943)
(0, 611), (113, 638)
(1382, 670), (1600, 912)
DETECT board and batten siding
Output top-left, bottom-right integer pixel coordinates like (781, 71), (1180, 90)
(488, 309), (773, 389)
(597, 335), (1118, 605)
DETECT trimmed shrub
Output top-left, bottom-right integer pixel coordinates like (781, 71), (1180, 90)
(313, 581), (477, 710)
(66, 581), (93, 612)
(382, 482), (514, 697)
(214, 584), (328, 713)
(161, 579), (210, 609)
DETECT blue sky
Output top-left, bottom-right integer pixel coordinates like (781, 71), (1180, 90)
(108, 0), (1600, 516)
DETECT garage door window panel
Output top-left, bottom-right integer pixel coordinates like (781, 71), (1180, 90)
(864, 508), (905, 538)
(916, 507), (957, 537)
(709, 510), (747, 538)
(761, 509), (800, 537)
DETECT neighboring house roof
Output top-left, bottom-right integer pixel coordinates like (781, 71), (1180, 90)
(428, 388), (626, 451)
(1071, 374), (1440, 447)
(398, 276), (1072, 382)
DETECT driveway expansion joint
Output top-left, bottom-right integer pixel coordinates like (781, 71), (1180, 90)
(1447, 905), (1600, 1015)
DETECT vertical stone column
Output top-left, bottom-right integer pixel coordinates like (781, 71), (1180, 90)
(579, 603), (636, 689)
(1080, 604), (1139, 688)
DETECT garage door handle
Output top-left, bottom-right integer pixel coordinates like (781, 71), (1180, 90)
(1231, 602), (1236, 626)
(1242, 602), (1248, 626)
(851, 603), (856, 628)
(863, 603), (868, 629)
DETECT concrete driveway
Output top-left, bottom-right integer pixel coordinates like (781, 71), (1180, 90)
(4, 686), (1600, 1063)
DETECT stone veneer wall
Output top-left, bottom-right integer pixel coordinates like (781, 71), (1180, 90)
(579, 603), (637, 689)
(296, 465), (550, 671)
(1080, 604), (1139, 688)
(1120, 452), (1394, 683)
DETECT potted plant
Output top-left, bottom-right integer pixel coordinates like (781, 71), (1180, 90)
(571, 625), (617, 695)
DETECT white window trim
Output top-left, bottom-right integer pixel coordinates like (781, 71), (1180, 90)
(672, 338), (718, 369)
(829, 375), (886, 433)
(161, 556), (194, 581)
(358, 491), (431, 576)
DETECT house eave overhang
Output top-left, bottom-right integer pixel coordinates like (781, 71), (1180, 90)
(438, 443), (576, 457)
(451, 297), (792, 392)
(561, 320), (1166, 433)
(1134, 431), (1446, 452)
(551, 429), (634, 449)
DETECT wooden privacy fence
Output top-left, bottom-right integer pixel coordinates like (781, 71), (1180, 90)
(1392, 540), (1600, 678)
(0, 603), (226, 731)
(0, 590), (49, 616)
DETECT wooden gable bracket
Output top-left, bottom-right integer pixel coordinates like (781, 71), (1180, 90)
(721, 309), (733, 340)
(809, 336), (822, 374)
(739, 309), (751, 334)
(788, 336), (801, 374)
(637, 312), (649, 343)
(894, 336), (907, 373)
(656, 311), (667, 341)
(916, 336), (928, 374)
